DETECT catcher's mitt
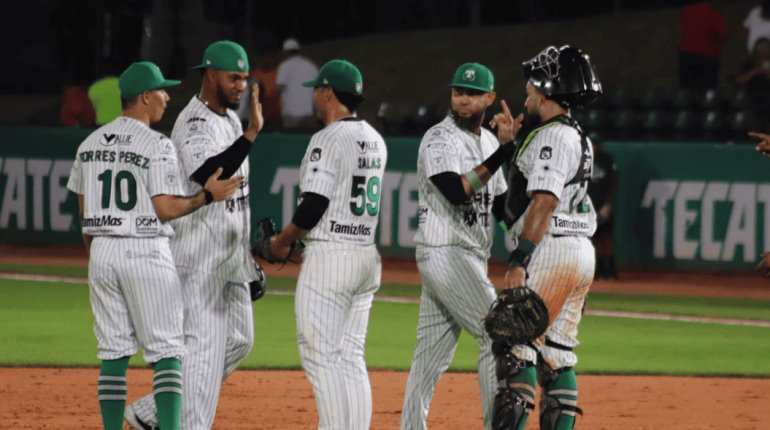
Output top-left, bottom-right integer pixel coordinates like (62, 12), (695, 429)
(483, 287), (549, 346)
(251, 217), (304, 264)
(249, 261), (267, 301)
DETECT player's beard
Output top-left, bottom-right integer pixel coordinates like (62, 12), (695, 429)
(450, 108), (483, 133)
(522, 110), (542, 130)
(217, 84), (241, 110)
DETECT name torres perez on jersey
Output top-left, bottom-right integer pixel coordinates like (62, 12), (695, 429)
(67, 117), (184, 238)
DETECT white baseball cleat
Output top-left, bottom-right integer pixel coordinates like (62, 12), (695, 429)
(124, 404), (157, 430)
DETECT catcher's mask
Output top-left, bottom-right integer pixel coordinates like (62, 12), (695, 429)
(523, 45), (602, 109)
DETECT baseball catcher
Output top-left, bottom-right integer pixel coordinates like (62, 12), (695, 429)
(251, 217), (304, 264)
(483, 287), (549, 430)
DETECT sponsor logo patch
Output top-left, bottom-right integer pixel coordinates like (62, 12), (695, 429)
(310, 148), (322, 162)
(539, 146), (552, 160)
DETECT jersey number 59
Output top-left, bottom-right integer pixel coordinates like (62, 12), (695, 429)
(349, 175), (381, 216)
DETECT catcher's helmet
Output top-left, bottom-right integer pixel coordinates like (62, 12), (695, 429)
(523, 45), (602, 109)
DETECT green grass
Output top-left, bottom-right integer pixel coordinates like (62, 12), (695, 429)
(0, 263), (88, 278)
(3, 264), (769, 321)
(586, 292), (770, 321)
(1, 277), (770, 376)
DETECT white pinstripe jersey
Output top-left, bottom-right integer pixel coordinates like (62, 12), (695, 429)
(299, 117), (387, 245)
(415, 116), (508, 256)
(512, 121), (597, 237)
(168, 96), (258, 283)
(67, 116), (183, 237)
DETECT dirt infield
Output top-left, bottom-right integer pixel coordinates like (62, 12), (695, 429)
(2, 245), (770, 428)
(0, 367), (768, 430)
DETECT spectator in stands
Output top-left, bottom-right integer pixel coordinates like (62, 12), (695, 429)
(276, 38), (319, 130)
(88, 65), (122, 126)
(588, 133), (618, 280)
(677, 1), (728, 90)
(734, 37), (770, 121)
(60, 83), (95, 127)
(743, 0), (770, 54)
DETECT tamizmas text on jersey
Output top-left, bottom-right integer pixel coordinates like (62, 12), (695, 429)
(329, 220), (372, 236)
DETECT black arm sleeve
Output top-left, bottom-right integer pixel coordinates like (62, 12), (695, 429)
(291, 192), (330, 231)
(481, 142), (516, 174)
(492, 193), (510, 226)
(430, 172), (468, 206)
(190, 136), (252, 186)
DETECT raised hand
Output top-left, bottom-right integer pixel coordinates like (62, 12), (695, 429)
(244, 83), (264, 141)
(489, 100), (523, 144)
(749, 131), (770, 158)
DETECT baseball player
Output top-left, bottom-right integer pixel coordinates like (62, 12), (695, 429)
(751, 131), (770, 275)
(495, 45), (602, 430)
(401, 63), (523, 430)
(125, 41), (264, 430)
(67, 61), (242, 430)
(263, 59), (387, 430)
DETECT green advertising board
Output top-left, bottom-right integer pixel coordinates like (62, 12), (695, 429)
(604, 141), (770, 271)
(0, 126), (767, 271)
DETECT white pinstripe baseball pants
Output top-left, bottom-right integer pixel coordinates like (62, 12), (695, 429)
(401, 246), (498, 430)
(296, 242), (381, 430)
(129, 267), (254, 430)
(511, 235), (595, 369)
(89, 236), (185, 363)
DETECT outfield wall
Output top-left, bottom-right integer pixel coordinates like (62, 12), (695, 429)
(1, 126), (767, 271)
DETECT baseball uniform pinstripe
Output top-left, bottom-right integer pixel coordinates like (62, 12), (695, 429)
(295, 117), (387, 430)
(67, 116), (186, 363)
(401, 116), (507, 430)
(129, 96), (257, 430)
(508, 121), (596, 370)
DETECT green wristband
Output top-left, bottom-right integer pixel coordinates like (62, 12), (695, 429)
(508, 237), (537, 269)
(465, 170), (484, 192)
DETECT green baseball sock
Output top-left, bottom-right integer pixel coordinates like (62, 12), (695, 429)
(545, 368), (579, 430)
(509, 365), (537, 430)
(98, 357), (130, 430)
(154, 358), (183, 430)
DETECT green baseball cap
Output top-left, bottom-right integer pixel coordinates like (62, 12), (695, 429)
(119, 61), (181, 99)
(302, 59), (363, 96)
(449, 62), (494, 93)
(192, 40), (249, 72)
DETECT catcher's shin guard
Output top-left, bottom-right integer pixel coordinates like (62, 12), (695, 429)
(537, 363), (582, 430)
(492, 342), (536, 430)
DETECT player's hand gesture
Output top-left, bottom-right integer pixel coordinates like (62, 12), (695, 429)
(204, 167), (244, 201)
(749, 131), (770, 158)
(244, 83), (264, 141)
(489, 100), (523, 144)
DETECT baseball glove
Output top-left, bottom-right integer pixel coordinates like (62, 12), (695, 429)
(251, 217), (304, 264)
(483, 287), (549, 346)
(249, 261), (267, 301)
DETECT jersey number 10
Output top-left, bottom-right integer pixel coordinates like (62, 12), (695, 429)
(97, 169), (138, 211)
(349, 175), (381, 216)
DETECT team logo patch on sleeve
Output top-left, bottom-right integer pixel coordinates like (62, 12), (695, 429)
(166, 173), (177, 186)
(310, 148), (322, 162)
(539, 146), (552, 160)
